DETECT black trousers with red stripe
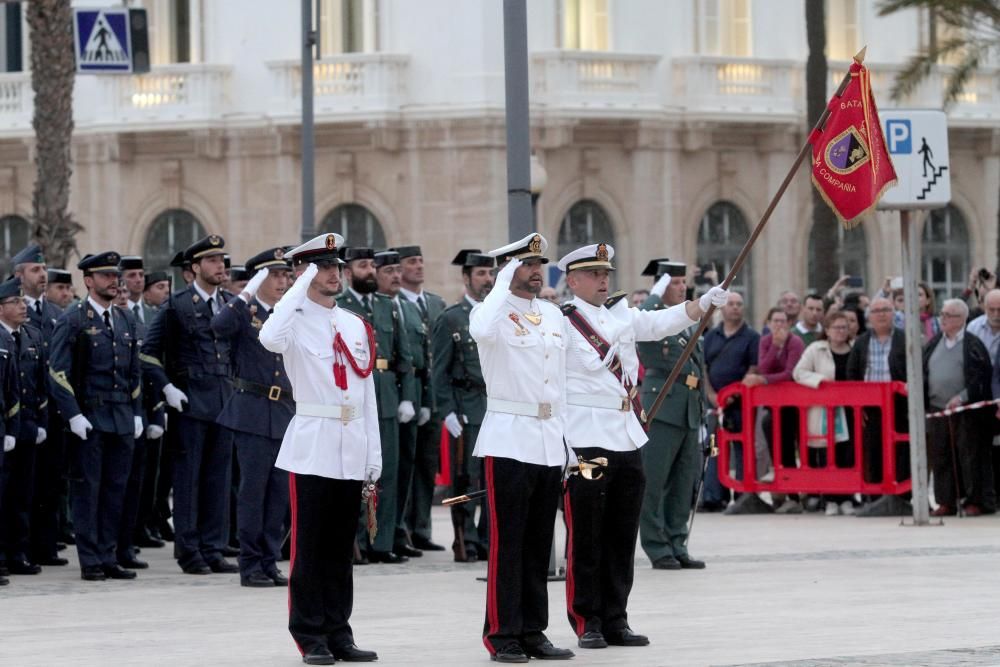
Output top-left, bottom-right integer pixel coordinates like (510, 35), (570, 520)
(482, 456), (562, 655)
(288, 473), (362, 656)
(564, 447), (644, 637)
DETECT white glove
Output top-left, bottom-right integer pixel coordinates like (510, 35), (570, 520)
(699, 285), (730, 312)
(297, 263), (319, 290)
(69, 414), (93, 441)
(134, 416), (144, 440)
(496, 257), (522, 285)
(397, 400), (415, 424)
(146, 424), (164, 440)
(364, 465), (381, 483)
(417, 406), (431, 426)
(35, 427), (46, 445)
(651, 273), (672, 298)
(3, 435), (14, 453)
(601, 341), (620, 368)
(241, 268), (269, 300)
(164, 383), (189, 412)
(444, 412), (463, 438)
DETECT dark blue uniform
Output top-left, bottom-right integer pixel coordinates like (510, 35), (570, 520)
(0, 324), (47, 568)
(141, 285), (234, 571)
(0, 336), (20, 580)
(48, 301), (141, 571)
(26, 297), (67, 564)
(212, 296), (292, 581)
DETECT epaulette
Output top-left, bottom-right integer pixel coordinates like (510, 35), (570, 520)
(605, 290), (628, 309)
(560, 303), (577, 317)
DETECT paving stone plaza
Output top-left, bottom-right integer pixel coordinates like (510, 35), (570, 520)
(4, 507), (999, 667)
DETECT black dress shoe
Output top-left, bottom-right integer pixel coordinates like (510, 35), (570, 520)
(524, 640), (574, 660)
(367, 550), (408, 564)
(491, 643), (529, 663)
(394, 543), (423, 558)
(454, 551), (478, 563)
(267, 569), (289, 586)
(182, 563), (212, 575)
(605, 627), (649, 647)
(208, 558), (240, 573)
(81, 566), (106, 581)
(411, 536), (445, 551)
(222, 545), (240, 558)
(103, 564), (137, 580)
(119, 556), (149, 570)
(475, 544), (489, 560)
(241, 572), (275, 588)
(60, 532), (76, 545)
(352, 552), (368, 566)
(134, 529), (166, 549)
(677, 554), (706, 569)
(652, 556), (681, 570)
(8, 559), (41, 575)
(301, 646), (336, 665)
(331, 643), (378, 662)
(0, 575), (8, 586)
(0, 562), (8, 576)
(155, 521), (174, 541)
(36, 556), (69, 566)
(57, 542), (68, 551)
(578, 631), (608, 649)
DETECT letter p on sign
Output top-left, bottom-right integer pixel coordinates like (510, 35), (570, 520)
(886, 119), (911, 154)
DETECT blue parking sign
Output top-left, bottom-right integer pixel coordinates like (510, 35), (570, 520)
(885, 119), (912, 155)
(74, 9), (133, 73)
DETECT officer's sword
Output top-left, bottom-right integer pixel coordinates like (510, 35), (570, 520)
(442, 456), (608, 506)
(684, 434), (717, 547)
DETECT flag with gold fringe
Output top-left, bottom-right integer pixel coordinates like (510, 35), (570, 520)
(810, 53), (897, 228)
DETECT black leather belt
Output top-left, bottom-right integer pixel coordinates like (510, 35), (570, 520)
(233, 377), (292, 403)
(84, 390), (130, 406)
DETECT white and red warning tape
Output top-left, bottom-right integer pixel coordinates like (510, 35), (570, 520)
(926, 398), (1000, 419)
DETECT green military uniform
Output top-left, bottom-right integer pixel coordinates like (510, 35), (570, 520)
(401, 290), (446, 547)
(637, 293), (705, 563)
(336, 290), (414, 554)
(394, 296), (430, 550)
(431, 296), (488, 560)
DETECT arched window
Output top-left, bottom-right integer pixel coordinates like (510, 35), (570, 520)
(808, 223), (868, 292)
(319, 203), (386, 248)
(923, 204), (970, 302)
(143, 209), (206, 282)
(0, 214), (30, 277)
(557, 199), (615, 261)
(697, 201), (751, 309)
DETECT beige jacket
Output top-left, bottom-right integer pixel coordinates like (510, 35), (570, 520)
(792, 340), (851, 447)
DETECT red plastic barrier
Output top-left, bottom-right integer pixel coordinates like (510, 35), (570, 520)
(436, 424), (451, 487)
(715, 380), (911, 495)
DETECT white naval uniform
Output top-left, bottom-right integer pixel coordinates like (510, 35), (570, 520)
(259, 287), (381, 481)
(469, 282), (569, 467)
(564, 296), (696, 451)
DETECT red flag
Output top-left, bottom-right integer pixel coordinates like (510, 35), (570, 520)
(810, 57), (897, 228)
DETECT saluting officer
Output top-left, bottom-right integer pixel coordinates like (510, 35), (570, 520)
(372, 250), (426, 559)
(393, 245), (447, 552)
(259, 233), (380, 665)
(337, 247), (415, 564)
(470, 233), (575, 663)
(557, 247), (727, 649)
(638, 260), (712, 571)
(141, 235), (238, 575)
(212, 247), (294, 588)
(432, 249), (494, 562)
(0, 277), (48, 577)
(48, 252), (144, 581)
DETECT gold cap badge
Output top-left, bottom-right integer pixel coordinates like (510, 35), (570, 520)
(596, 244), (608, 262)
(528, 234), (542, 254)
(325, 234), (337, 250)
(275, 248), (285, 260)
(209, 235), (221, 246)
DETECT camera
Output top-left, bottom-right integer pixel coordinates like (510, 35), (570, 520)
(979, 268), (994, 283)
(845, 276), (863, 288)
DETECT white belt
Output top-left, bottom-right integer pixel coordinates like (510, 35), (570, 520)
(487, 398), (555, 419)
(567, 393), (630, 412)
(296, 403), (362, 423)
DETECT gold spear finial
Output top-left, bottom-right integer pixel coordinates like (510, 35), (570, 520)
(853, 46), (867, 65)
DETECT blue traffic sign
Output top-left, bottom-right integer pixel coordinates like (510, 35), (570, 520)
(74, 8), (133, 73)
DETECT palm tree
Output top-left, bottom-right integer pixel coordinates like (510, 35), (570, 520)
(806, 0), (840, 293)
(878, 0), (1000, 269)
(26, 0), (82, 269)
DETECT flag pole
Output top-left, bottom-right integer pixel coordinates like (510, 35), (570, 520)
(643, 47), (866, 427)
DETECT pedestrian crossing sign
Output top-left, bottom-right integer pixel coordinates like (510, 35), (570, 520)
(73, 8), (133, 73)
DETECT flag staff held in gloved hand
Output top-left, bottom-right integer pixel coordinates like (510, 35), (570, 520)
(644, 47), (897, 425)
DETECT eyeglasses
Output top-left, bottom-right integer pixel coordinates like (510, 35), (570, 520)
(869, 307), (893, 314)
(940, 312), (964, 319)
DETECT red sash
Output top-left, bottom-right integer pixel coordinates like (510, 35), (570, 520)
(561, 304), (645, 426)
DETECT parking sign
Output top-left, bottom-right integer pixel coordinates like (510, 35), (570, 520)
(877, 109), (950, 210)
